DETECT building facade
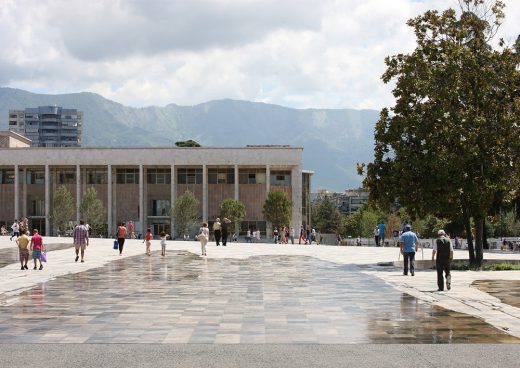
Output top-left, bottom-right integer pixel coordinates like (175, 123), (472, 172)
(0, 146), (312, 237)
(9, 106), (83, 147)
(0, 131), (31, 148)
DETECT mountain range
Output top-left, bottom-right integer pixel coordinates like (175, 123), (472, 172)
(0, 87), (378, 191)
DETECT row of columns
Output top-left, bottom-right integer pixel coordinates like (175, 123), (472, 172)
(11, 163), (302, 236)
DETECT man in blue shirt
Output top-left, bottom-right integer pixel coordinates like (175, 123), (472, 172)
(399, 224), (419, 276)
(377, 221), (386, 246)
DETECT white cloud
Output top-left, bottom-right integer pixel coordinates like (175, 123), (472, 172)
(0, 0), (518, 110)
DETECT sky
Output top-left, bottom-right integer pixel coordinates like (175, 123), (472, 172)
(1, 0), (518, 110)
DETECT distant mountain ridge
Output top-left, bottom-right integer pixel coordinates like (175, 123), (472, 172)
(0, 87), (378, 191)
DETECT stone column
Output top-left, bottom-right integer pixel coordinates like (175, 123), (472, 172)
(139, 165), (144, 235)
(291, 165), (303, 232)
(107, 164), (112, 236)
(234, 165), (240, 235)
(76, 164), (81, 223)
(14, 165), (19, 220)
(22, 168), (27, 217)
(266, 165), (271, 194)
(170, 164), (175, 237)
(45, 165), (50, 236)
(234, 165), (239, 200)
(265, 164), (270, 237)
(202, 164), (207, 223)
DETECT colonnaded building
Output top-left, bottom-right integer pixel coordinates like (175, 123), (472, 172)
(0, 132), (312, 237)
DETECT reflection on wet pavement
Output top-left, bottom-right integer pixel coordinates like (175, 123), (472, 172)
(0, 251), (517, 343)
(0, 243), (74, 268)
(473, 280), (520, 309)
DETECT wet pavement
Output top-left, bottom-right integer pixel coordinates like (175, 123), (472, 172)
(473, 280), (520, 309)
(0, 243), (74, 268)
(0, 251), (517, 344)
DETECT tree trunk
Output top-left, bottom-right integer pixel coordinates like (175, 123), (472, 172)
(483, 217), (489, 250)
(475, 217), (484, 268)
(462, 211), (476, 266)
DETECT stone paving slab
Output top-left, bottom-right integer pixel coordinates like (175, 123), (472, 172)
(0, 236), (519, 342)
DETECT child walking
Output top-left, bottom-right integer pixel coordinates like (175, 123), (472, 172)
(143, 228), (152, 256)
(16, 229), (30, 270)
(30, 229), (44, 270)
(197, 222), (209, 256)
(159, 231), (170, 256)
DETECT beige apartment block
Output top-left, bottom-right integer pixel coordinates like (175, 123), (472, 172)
(0, 146), (312, 238)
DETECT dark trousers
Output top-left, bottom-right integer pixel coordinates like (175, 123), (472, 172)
(118, 238), (125, 254)
(436, 261), (451, 291)
(403, 252), (415, 275)
(222, 229), (228, 246)
(374, 236), (379, 246)
(214, 230), (221, 245)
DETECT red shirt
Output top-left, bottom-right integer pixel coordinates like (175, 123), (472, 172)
(31, 234), (43, 250)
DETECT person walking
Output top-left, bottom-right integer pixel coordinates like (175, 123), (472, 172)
(289, 227), (295, 244)
(73, 220), (89, 263)
(213, 218), (222, 246)
(373, 226), (380, 246)
(378, 221), (386, 246)
(10, 220), (19, 241)
(197, 222), (209, 256)
(399, 224), (419, 276)
(30, 229), (44, 270)
(159, 231), (170, 256)
(221, 218), (231, 246)
(144, 228), (153, 256)
(16, 229), (30, 270)
(117, 223), (127, 255)
(273, 227), (279, 244)
(432, 229), (453, 291)
(299, 226), (306, 245)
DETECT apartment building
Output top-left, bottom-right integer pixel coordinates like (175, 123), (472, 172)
(9, 106), (82, 147)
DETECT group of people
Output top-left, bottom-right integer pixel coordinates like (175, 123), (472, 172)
(373, 221), (387, 246)
(8, 218), (29, 241)
(143, 228), (170, 256)
(272, 227), (295, 244)
(245, 229), (262, 243)
(399, 225), (453, 292)
(15, 228), (45, 270)
(299, 226), (317, 245)
(211, 217), (232, 246)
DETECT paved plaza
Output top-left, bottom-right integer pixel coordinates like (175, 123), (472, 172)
(0, 236), (519, 366)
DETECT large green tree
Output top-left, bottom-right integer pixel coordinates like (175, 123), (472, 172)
(50, 185), (75, 236)
(362, 0), (520, 266)
(312, 196), (342, 233)
(172, 190), (200, 237)
(263, 190), (292, 229)
(79, 187), (105, 234)
(219, 198), (246, 232)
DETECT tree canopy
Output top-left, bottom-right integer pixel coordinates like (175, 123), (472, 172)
(311, 196), (342, 233)
(79, 187), (105, 234)
(263, 190), (292, 229)
(175, 140), (201, 147)
(50, 185), (75, 235)
(362, 0), (520, 266)
(219, 198), (246, 230)
(172, 190), (200, 237)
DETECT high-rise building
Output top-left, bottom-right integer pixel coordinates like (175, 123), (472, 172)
(8, 106), (82, 147)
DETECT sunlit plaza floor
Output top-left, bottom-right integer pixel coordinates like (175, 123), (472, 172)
(1, 236), (519, 346)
